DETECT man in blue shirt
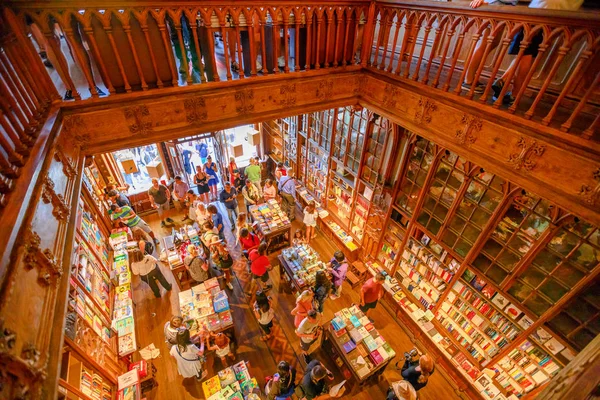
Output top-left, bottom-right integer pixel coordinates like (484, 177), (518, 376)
(278, 174), (296, 221)
(207, 203), (225, 241)
(219, 182), (239, 230)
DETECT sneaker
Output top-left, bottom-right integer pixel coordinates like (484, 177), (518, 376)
(226, 282), (233, 290)
(491, 78), (505, 100)
(64, 90), (74, 100)
(166, 217), (174, 223)
(196, 370), (208, 381)
(95, 86), (106, 96)
(160, 221), (166, 228)
(461, 81), (484, 94)
(330, 294), (340, 300)
(492, 93), (515, 106)
(153, 238), (160, 245)
(43, 59), (53, 68)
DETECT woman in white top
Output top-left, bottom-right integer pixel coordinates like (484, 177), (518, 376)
(303, 201), (319, 244)
(169, 329), (207, 381)
(195, 203), (211, 227)
(130, 250), (172, 298)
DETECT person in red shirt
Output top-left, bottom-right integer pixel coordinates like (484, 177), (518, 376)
(239, 228), (260, 254)
(359, 272), (386, 318)
(249, 242), (273, 291)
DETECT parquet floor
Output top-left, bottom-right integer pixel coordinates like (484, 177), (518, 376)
(132, 198), (462, 399)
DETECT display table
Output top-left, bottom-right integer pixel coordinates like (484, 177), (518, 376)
(323, 305), (396, 389)
(278, 244), (328, 293)
(320, 219), (359, 262)
(163, 226), (201, 290)
(109, 230), (138, 359)
(179, 279), (234, 335)
(249, 200), (291, 254)
(202, 360), (261, 400)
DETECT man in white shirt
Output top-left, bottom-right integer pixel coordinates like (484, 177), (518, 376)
(295, 310), (321, 362)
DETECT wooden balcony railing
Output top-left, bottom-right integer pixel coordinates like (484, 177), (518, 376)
(2, 3), (368, 98)
(366, 1), (600, 138)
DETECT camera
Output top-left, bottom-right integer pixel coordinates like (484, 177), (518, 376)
(404, 348), (418, 361)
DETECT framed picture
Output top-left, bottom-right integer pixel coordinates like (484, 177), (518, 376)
(544, 337), (565, 355)
(474, 374), (491, 392)
(504, 304), (523, 320)
(532, 327), (552, 344)
(491, 293), (509, 310)
(481, 285), (496, 299)
(471, 276), (487, 292)
(421, 234), (431, 246)
(517, 315), (534, 330)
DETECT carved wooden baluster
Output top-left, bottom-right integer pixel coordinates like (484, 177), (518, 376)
(259, 11), (269, 75)
(99, 10), (132, 92)
(118, 10), (149, 90)
(272, 9), (280, 74)
(582, 109), (600, 139)
(217, 10), (233, 81)
(479, 26), (512, 104)
(305, 11), (312, 70)
(0, 118), (25, 166)
(0, 83), (33, 146)
(0, 66), (33, 138)
(5, 41), (56, 104)
(184, 9), (206, 84)
(281, 9), (290, 73)
(52, 10), (100, 98)
(0, 141), (19, 179)
(332, 8), (342, 68)
(0, 58), (33, 123)
(379, 10), (394, 70)
(370, 11), (384, 68)
(562, 70), (599, 134)
(403, 12), (425, 79)
(0, 171), (12, 195)
(453, 23), (486, 94)
(1, 47), (42, 110)
(0, 105), (29, 156)
(294, 10), (300, 71)
(233, 12), (245, 79)
(0, 52), (36, 118)
(386, 11), (401, 73)
(442, 18), (475, 90)
(542, 39), (594, 126)
(493, 26), (533, 108)
(151, 9), (179, 86)
(412, 15), (435, 81)
(247, 10), (258, 77)
(467, 23), (502, 100)
(134, 9), (164, 88)
(168, 9), (192, 85)
(421, 15), (446, 85)
(79, 11), (116, 94)
(6, 9), (58, 103)
(324, 8), (333, 68)
(342, 9), (352, 67)
(395, 12), (413, 75)
(315, 9), (323, 70)
(432, 18), (457, 87)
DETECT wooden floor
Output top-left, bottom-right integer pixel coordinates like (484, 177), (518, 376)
(131, 197), (462, 400)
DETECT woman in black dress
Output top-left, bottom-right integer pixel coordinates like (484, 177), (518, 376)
(194, 165), (210, 204)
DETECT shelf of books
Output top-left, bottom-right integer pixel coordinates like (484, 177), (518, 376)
(377, 207), (410, 271)
(262, 120), (283, 159)
(306, 141), (328, 203)
(59, 350), (114, 400)
(281, 116), (298, 174)
(109, 229), (138, 358)
(327, 160), (355, 231)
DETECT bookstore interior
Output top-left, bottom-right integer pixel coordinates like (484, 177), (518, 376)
(60, 105), (598, 400)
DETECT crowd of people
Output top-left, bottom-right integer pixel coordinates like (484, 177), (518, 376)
(105, 153), (437, 400)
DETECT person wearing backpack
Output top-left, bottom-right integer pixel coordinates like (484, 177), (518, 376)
(184, 245), (211, 284)
(266, 361), (297, 400)
(254, 298), (275, 341)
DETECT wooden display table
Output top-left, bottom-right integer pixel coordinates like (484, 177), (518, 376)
(249, 202), (292, 254)
(277, 244), (328, 294)
(319, 218), (360, 262)
(322, 306), (396, 392)
(163, 235), (197, 290)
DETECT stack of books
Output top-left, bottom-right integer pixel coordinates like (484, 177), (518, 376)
(202, 361), (257, 400)
(179, 280), (234, 334)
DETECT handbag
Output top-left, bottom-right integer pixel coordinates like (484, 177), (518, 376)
(176, 345), (203, 362)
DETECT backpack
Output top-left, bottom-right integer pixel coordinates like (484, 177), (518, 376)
(144, 241), (154, 255)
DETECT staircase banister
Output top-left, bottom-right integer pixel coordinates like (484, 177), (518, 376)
(374, 0), (600, 27)
(4, 0), (371, 9)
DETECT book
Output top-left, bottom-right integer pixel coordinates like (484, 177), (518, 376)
(343, 340), (356, 353)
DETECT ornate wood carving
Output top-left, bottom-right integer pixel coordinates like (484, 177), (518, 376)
(0, 319), (16, 352)
(353, 75), (366, 96)
(507, 137), (546, 172)
(20, 343), (40, 368)
(53, 145), (77, 180)
(316, 79), (334, 101)
(21, 228), (63, 285)
(414, 97), (437, 124)
(40, 174), (70, 221)
(235, 89), (255, 115)
(579, 168), (600, 207)
(382, 83), (400, 109)
(184, 96), (208, 124)
(278, 84), (297, 107)
(455, 114), (482, 146)
(124, 105), (152, 135)
(62, 115), (84, 135)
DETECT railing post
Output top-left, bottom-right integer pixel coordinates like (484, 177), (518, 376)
(360, 1), (377, 68)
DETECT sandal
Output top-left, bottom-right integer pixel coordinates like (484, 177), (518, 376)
(491, 78), (505, 100)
